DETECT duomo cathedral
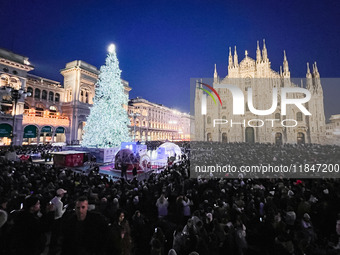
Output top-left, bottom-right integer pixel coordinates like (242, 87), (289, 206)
(194, 40), (327, 144)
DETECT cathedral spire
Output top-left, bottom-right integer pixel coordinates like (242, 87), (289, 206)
(307, 62), (310, 73)
(283, 50), (290, 76)
(256, 40), (262, 63)
(306, 62), (312, 78)
(234, 46), (238, 67)
(312, 61), (321, 93)
(228, 47), (233, 69)
(283, 50), (287, 61)
(306, 62), (312, 90)
(313, 61), (319, 77)
(262, 39), (268, 62)
(214, 64), (218, 82)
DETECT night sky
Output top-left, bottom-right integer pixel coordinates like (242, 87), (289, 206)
(0, 0), (339, 119)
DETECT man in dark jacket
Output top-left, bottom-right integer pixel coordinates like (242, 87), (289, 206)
(61, 196), (109, 255)
(11, 196), (54, 255)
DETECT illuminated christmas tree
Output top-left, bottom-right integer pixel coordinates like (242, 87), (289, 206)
(82, 44), (131, 148)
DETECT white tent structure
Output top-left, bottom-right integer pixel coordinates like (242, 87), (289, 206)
(157, 142), (182, 159)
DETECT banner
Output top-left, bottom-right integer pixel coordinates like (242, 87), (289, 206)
(23, 125), (37, 138)
(41, 126), (52, 133)
(0, 124), (12, 137)
(56, 127), (65, 133)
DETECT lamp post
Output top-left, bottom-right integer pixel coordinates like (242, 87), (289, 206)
(5, 87), (31, 146)
(129, 112), (140, 142)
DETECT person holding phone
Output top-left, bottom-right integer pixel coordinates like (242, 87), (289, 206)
(11, 196), (54, 254)
(51, 188), (67, 220)
(50, 188), (67, 254)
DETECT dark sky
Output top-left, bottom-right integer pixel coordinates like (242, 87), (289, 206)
(0, 0), (339, 119)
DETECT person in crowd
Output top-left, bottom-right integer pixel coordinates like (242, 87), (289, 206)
(5, 147), (18, 162)
(61, 196), (108, 255)
(156, 193), (169, 219)
(182, 195), (193, 221)
(132, 166), (137, 178)
(49, 188), (68, 254)
(331, 218), (340, 250)
(109, 210), (132, 255)
(131, 210), (149, 254)
(150, 227), (166, 255)
(11, 195), (55, 255)
(121, 163), (128, 180)
(0, 209), (7, 229)
(0, 208), (8, 252)
(0, 142), (339, 254)
(51, 188), (67, 220)
(0, 197), (8, 211)
(168, 248), (177, 255)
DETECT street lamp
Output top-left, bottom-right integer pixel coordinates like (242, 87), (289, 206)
(2, 86), (31, 145)
(129, 112), (140, 142)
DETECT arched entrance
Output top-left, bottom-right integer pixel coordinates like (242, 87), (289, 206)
(275, 133), (282, 145)
(0, 123), (12, 145)
(22, 125), (38, 145)
(207, 133), (212, 141)
(245, 127), (255, 143)
(40, 126), (52, 144)
(297, 132), (305, 144)
(55, 127), (66, 143)
(222, 133), (228, 143)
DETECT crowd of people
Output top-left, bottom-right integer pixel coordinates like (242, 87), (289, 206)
(0, 142), (339, 255)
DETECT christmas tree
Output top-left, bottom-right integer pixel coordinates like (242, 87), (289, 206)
(82, 44), (131, 148)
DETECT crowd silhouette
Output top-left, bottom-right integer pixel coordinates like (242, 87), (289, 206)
(0, 142), (339, 255)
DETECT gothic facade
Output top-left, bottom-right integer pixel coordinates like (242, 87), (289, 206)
(194, 40), (326, 144)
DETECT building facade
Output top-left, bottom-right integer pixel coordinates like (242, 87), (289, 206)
(0, 47), (190, 145)
(129, 97), (191, 142)
(194, 40), (326, 144)
(326, 114), (340, 145)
